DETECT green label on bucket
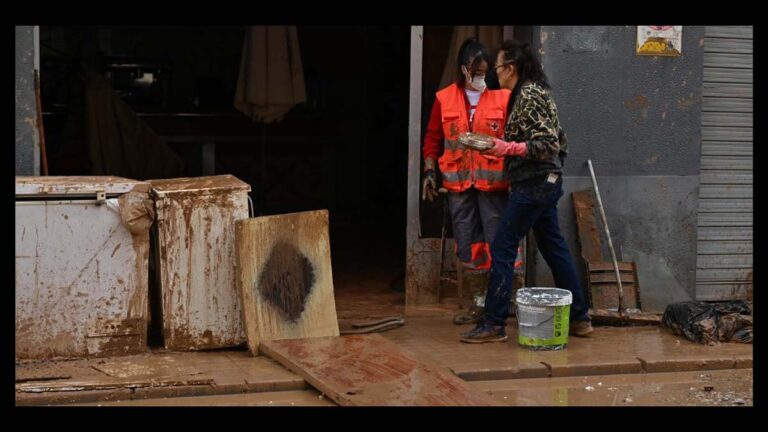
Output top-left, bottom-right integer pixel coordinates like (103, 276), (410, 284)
(518, 305), (570, 347)
(518, 334), (568, 347)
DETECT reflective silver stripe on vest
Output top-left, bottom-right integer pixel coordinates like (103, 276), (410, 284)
(444, 138), (461, 152)
(474, 169), (509, 183)
(442, 170), (472, 183)
(444, 169), (508, 183)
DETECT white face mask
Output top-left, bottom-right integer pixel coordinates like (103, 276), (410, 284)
(470, 75), (487, 91)
(463, 66), (487, 91)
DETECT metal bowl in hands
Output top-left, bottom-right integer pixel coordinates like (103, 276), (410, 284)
(458, 132), (495, 151)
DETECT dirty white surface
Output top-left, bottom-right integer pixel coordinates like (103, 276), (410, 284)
(152, 176), (250, 350)
(15, 176), (149, 196)
(16, 197), (149, 359)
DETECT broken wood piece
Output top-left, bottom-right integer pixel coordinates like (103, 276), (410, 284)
(15, 375), (72, 383)
(589, 308), (662, 326)
(235, 210), (340, 356)
(16, 377), (215, 393)
(260, 334), (497, 406)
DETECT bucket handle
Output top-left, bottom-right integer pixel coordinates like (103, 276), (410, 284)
(518, 314), (555, 328)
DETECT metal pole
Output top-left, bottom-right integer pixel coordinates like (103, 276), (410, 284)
(405, 26), (424, 305)
(587, 159), (625, 316)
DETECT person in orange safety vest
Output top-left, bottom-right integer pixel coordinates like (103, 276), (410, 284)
(422, 38), (524, 324)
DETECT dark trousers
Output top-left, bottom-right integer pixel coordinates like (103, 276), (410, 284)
(483, 178), (590, 326)
(447, 188), (507, 271)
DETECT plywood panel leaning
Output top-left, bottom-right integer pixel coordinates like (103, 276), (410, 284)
(236, 210), (340, 355)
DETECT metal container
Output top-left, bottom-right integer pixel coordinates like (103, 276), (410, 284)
(15, 176), (153, 360)
(458, 132), (494, 151)
(150, 175), (250, 350)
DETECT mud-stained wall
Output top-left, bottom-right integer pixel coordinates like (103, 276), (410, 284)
(531, 26), (704, 312)
(15, 26), (39, 176)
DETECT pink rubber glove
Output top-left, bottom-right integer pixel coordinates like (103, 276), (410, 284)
(483, 138), (527, 157)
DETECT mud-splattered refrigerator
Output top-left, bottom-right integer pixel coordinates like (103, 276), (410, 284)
(150, 175), (251, 350)
(15, 176), (154, 360)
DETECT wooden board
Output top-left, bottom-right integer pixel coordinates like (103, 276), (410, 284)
(572, 190), (604, 263)
(588, 261), (640, 310)
(589, 309), (662, 326)
(588, 262), (635, 272)
(235, 210), (339, 356)
(260, 334), (497, 406)
(572, 191), (641, 310)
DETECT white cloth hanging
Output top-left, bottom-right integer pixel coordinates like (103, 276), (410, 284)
(234, 26), (307, 123)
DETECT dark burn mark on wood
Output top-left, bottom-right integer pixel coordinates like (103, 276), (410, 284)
(257, 242), (315, 323)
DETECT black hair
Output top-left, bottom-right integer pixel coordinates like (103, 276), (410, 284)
(455, 38), (490, 86)
(497, 40), (550, 96)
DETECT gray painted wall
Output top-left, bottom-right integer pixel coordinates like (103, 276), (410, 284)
(531, 26), (704, 312)
(15, 26), (39, 176)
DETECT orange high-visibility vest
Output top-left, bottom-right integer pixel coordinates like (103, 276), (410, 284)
(436, 84), (511, 192)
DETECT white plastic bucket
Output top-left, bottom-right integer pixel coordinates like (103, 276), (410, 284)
(516, 287), (572, 350)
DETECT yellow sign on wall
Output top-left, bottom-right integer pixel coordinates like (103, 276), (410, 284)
(637, 26), (682, 56)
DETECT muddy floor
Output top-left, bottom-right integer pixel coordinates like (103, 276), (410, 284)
(16, 232), (753, 406)
(472, 369), (753, 406)
(16, 318), (752, 406)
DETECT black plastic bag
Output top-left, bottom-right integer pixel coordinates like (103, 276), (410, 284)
(661, 301), (752, 345)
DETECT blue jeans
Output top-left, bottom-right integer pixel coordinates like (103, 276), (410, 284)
(483, 178), (590, 326)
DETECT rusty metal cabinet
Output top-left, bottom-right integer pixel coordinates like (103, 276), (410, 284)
(150, 175), (250, 350)
(15, 177), (152, 360)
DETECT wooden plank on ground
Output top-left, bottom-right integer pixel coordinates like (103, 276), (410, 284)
(235, 210), (339, 356)
(260, 334), (497, 406)
(590, 309), (662, 326)
(15, 377), (214, 393)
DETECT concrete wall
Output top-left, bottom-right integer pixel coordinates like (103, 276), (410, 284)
(15, 26), (40, 176)
(531, 26), (704, 312)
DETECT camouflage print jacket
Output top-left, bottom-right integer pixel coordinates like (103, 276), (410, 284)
(504, 80), (568, 184)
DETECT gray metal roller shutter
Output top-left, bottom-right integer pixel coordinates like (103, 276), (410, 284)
(696, 26), (753, 300)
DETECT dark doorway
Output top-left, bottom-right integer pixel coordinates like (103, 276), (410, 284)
(38, 25), (413, 338)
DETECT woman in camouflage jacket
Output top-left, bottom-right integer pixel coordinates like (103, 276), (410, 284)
(460, 40), (594, 344)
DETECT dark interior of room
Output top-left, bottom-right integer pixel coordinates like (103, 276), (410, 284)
(38, 26), (458, 344)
